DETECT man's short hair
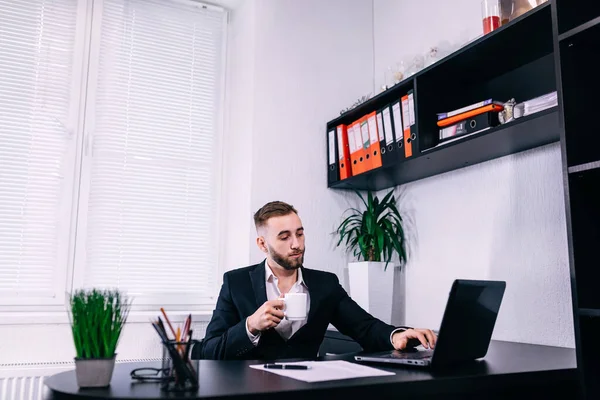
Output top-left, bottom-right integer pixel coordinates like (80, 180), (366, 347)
(253, 201), (298, 230)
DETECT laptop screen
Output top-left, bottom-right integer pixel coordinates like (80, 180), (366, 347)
(431, 279), (506, 366)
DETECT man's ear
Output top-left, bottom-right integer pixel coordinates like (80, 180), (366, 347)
(256, 236), (268, 254)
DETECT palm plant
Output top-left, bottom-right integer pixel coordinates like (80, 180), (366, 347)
(335, 190), (407, 270)
(68, 289), (132, 359)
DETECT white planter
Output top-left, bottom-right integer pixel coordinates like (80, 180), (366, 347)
(347, 261), (405, 326)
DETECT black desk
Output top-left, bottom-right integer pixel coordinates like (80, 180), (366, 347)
(44, 340), (580, 400)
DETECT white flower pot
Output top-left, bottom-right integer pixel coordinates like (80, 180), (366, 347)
(347, 261), (405, 326)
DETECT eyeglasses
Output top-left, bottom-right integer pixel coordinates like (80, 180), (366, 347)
(130, 367), (170, 382)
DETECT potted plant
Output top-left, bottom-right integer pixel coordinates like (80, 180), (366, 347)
(68, 288), (132, 388)
(335, 189), (408, 325)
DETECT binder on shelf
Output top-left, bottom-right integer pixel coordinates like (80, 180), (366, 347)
(390, 101), (405, 162)
(336, 124), (352, 180)
(401, 94), (413, 158)
(437, 103), (503, 127)
(350, 120), (368, 176)
(327, 127), (338, 185)
(436, 98), (503, 120)
(366, 111), (382, 170)
(359, 116), (373, 173)
(407, 90), (419, 155)
(378, 107), (396, 167)
(348, 121), (362, 176)
(439, 111), (500, 142)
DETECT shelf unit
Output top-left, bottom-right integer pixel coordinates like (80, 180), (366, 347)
(555, 0), (600, 38)
(554, 0), (600, 398)
(331, 107), (559, 191)
(326, 0), (600, 397)
(327, 2), (558, 191)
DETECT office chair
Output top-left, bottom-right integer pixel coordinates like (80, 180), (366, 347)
(190, 339), (204, 360)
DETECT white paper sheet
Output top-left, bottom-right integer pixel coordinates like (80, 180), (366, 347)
(249, 360), (395, 382)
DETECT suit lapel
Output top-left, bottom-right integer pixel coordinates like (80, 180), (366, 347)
(249, 261), (267, 308)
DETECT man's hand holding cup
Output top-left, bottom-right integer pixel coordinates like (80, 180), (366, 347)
(246, 299), (285, 335)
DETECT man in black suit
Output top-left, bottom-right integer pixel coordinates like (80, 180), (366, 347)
(201, 201), (437, 360)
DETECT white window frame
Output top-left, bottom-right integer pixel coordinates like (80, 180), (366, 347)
(0, 0), (229, 314)
(0, 0), (93, 307)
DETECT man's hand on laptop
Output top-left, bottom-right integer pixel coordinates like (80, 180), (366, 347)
(392, 328), (437, 350)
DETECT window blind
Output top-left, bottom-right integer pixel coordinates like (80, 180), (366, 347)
(80, 0), (225, 303)
(0, 0), (79, 300)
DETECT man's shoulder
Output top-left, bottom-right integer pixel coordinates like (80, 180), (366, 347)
(224, 262), (263, 280)
(302, 267), (339, 283)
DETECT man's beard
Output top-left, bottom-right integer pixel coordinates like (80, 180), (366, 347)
(268, 245), (304, 270)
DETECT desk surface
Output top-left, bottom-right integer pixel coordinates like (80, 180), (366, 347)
(44, 340), (578, 400)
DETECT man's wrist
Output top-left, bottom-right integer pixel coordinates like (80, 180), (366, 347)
(246, 317), (259, 335)
(390, 327), (408, 346)
(246, 317), (261, 346)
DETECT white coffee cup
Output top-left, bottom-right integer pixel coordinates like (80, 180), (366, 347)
(283, 292), (308, 321)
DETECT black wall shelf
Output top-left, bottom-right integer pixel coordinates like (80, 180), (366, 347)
(554, 0), (600, 397)
(558, 15), (600, 41)
(579, 308), (600, 318)
(329, 107), (559, 191)
(556, 0), (600, 37)
(568, 161), (600, 174)
(326, 3), (557, 192)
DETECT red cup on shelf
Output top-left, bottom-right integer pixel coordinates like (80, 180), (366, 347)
(482, 0), (501, 34)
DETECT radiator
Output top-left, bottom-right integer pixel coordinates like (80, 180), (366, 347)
(1, 376), (46, 400)
(0, 357), (162, 400)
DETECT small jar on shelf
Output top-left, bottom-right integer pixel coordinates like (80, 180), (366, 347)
(481, 0), (501, 34)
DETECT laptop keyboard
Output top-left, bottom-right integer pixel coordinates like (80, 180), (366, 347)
(384, 350), (434, 360)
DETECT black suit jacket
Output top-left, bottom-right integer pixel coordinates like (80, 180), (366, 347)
(201, 261), (407, 360)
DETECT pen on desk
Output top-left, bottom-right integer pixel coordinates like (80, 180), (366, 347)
(264, 364), (310, 370)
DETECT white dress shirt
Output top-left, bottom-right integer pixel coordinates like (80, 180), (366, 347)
(246, 259), (405, 346)
(246, 259), (310, 344)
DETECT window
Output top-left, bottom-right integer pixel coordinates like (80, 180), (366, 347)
(0, 0), (83, 305)
(0, 0), (227, 308)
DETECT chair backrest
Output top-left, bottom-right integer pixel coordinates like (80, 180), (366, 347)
(190, 339), (204, 360)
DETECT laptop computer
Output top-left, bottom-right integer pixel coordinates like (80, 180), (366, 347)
(354, 279), (506, 368)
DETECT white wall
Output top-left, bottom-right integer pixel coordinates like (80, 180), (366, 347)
(373, 0), (574, 348)
(374, 0), (482, 91)
(243, 0), (375, 278)
(219, 0), (256, 272)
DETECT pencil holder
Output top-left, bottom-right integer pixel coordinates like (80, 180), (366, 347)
(160, 340), (199, 392)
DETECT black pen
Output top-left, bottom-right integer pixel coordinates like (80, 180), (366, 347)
(264, 364), (310, 370)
